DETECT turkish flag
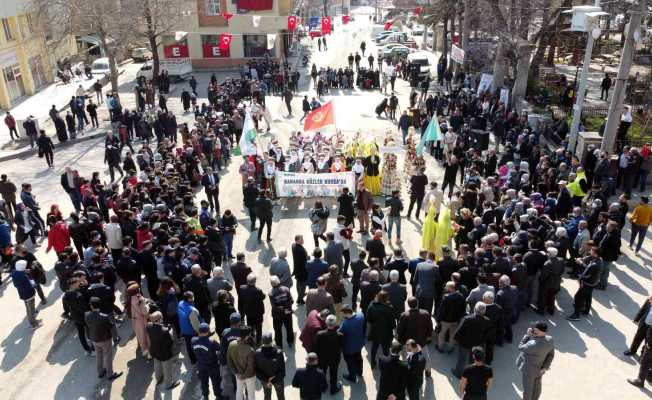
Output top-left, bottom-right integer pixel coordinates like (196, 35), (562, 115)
(219, 33), (232, 51)
(303, 101), (335, 131)
(342, 15), (350, 25)
(322, 16), (332, 34)
(415, 7), (422, 15)
(288, 15), (297, 31)
(222, 12), (233, 21)
(384, 21), (393, 30)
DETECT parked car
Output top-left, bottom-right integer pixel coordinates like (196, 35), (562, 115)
(383, 44), (412, 58)
(91, 57), (111, 77)
(378, 43), (405, 58)
(378, 32), (409, 45)
(136, 59), (192, 82)
(131, 47), (153, 62)
(374, 31), (395, 43)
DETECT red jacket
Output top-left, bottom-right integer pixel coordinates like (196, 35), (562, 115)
(299, 310), (327, 352)
(4, 115), (16, 128)
(136, 229), (152, 251)
(47, 221), (71, 253)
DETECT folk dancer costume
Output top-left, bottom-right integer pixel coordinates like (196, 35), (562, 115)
(364, 148), (382, 196)
(381, 135), (401, 196)
(404, 128), (417, 182)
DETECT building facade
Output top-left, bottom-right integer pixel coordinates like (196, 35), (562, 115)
(0, 0), (54, 110)
(161, 0), (296, 69)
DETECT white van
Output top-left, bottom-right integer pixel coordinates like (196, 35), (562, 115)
(137, 59), (193, 82)
(91, 57), (111, 77)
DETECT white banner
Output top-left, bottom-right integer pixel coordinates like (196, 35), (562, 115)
(275, 171), (356, 198)
(500, 88), (510, 107)
(477, 73), (494, 94)
(451, 44), (465, 63)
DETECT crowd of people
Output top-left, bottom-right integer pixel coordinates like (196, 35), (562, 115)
(1, 25), (652, 400)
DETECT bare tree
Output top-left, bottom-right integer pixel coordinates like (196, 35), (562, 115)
(128, 0), (186, 84)
(31, 0), (135, 91)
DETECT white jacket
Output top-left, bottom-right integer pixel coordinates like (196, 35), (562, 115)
(105, 223), (123, 250)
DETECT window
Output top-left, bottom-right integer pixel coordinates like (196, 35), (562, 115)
(2, 18), (14, 41)
(205, 0), (220, 16)
(243, 34), (268, 57)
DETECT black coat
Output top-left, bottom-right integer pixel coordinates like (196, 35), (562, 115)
(397, 308), (433, 346)
(254, 346), (285, 384)
(147, 322), (175, 361)
(255, 196), (273, 220)
(634, 301), (652, 328)
(292, 365), (328, 399)
(243, 184), (259, 208)
(62, 289), (89, 323)
(291, 243), (308, 281)
(238, 284), (265, 320)
(313, 328), (343, 365)
(437, 291), (467, 323)
(377, 355), (408, 400)
(454, 314), (491, 349)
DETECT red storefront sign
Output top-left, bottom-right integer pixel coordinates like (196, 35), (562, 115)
(202, 44), (230, 58)
(163, 44), (189, 58)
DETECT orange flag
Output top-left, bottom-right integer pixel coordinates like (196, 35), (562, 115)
(303, 101), (335, 131)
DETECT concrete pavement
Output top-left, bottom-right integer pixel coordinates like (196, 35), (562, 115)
(0, 10), (652, 400)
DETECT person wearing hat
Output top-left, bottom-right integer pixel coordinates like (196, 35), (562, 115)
(516, 321), (555, 400)
(254, 332), (286, 400)
(147, 311), (179, 390)
(85, 296), (122, 381)
(227, 326), (256, 400)
(460, 346), (493, 400)
(192, 322), (223, 399)
(292, 352), (328, 399)
(11, 259), (41, 329)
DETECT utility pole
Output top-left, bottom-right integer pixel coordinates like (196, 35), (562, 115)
(601, 0), (646, 153)
(568, 25), (598, 151)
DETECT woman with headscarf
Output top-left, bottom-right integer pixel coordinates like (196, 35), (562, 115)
(127, 283), (151, 358)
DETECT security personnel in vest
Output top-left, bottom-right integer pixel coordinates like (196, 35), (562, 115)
(192, 322), (223, 400)
(567, 168), (588, 207)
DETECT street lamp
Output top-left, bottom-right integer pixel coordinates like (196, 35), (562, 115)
(565, 3), (609, 152)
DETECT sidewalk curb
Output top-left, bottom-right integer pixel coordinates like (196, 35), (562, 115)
(0, 131), (105, 163)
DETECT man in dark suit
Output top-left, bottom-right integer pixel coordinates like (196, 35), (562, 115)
(625, 295), (652, 356)
(453, 302), (490, 378)
(382, 270), (408, 319)
(406, 339), (427, 400)
(313, 315), (344, 394)
(238, 273), (266, 345)
(85, 297), (122, 381)
(201, 167), (220, 215)
(255, 190), (273, 243)
(377, 340), (408, 400)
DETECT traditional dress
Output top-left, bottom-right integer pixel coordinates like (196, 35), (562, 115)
(364, 153), (382, 195)
(433, 207), (455, 258)
(421, 204), (438, 253)
(381, 154), (401, 195)
(404, 131), (417, 181)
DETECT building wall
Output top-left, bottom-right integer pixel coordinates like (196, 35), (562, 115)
(0, 10), (54, 110)
(160, 0), (294, 69)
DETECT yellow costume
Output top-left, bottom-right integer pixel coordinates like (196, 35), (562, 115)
(421, 204), (438, 253)
(363, 145), (382, 195)
(434, 207), (455, 258)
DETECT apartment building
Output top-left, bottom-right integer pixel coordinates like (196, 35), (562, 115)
(162, 0), (296, 68)
(0, 0), (53, 110)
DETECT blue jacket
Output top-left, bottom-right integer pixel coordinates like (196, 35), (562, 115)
(0, 222), (11, 247)
(11, 270), (35, 300)
(339, 312), (366, 354)
(177, 300), (200, 336)
(306, 258), (329, 288)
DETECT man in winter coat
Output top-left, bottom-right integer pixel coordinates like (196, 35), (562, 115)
(147, 311), (179, 390)
(192, 322), (222, 399)
(227, 327), (257, 400)
(536, 247), (565, 315)
(377, 341), (408, 400)
(12, 260), (41, 328)
(300, 309), (329, 352)
(239, 273), (266, 345)
(292, 353), (328, 399)
(62, 277), (92, 353)
(367, 291), (396, 369)
(313, 315), (344, 394)
(339, 305), (365, 382)
(398, 297), (433, 377)
(269, 276), (294, 347)
(453, 302), (491, 378)
(436, 282), (466, 353)
(255, 332), (286, 400)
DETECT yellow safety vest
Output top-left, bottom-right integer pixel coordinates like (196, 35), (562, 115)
(567, 172), (587, 198)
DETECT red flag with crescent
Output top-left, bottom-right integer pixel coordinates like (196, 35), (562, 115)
(342, 15), (350, 25)
(384, 21), (393, 30)
(219, 33), (232, 51)
(415, 7), (422, 15)
(288, 15), (297, 30)
(322, 16), (332, 34)
(303, 101), (335, 131)
(222, 12), (233, 21)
